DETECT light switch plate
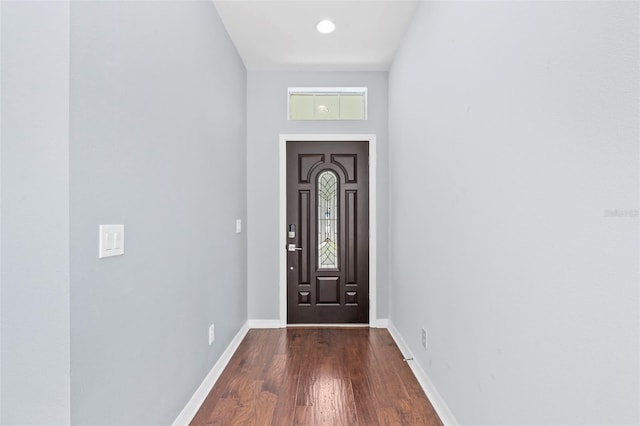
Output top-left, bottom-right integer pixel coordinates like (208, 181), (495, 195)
(236, 219), (242, 233)
(99, 224), (124, 258)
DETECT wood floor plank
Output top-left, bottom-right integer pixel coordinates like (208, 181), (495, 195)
(202, 398), (239, 426)
(377, 406), (403, 425)
(311, 378), (358, 425)
(349, 366), (379, 425)
(190, 328), (442, 426)
(293, 406), (314, 425)
(251, 391), (278, 426)
(269, 368), (299, 425)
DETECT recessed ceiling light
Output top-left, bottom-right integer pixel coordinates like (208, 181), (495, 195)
(316, 19), (335, 34)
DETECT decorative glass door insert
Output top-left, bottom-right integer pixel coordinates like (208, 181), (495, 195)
(317, 170), (338, 269)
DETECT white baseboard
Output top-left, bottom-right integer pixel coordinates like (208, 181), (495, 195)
(370, 318), (389, 328)
(246, 319), (389, 328)
(172, 321), (250, 425)
(287, 323), (370, 328)
(386, 321), (459, 426)
(246, 319), (285, 329)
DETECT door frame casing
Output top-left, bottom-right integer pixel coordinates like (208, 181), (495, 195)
(279, 134), (379, 326)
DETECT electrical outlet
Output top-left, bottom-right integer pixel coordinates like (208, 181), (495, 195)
(208, 324), (215, 345)
(421, 328), (427, 350)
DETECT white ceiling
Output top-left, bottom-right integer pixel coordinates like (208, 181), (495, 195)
(213, 0), (419, 71)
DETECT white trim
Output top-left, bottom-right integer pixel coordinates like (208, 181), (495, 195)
(386, 321), (459, 426)
(370, 318), (389, 328)
(246, 319), (285, 329)
(246, 320), (389, 329)
(286, 323), (370, 328)
(288, 87), (367, 94)
(279, 134), (378, 327)
(172, 321), (250, 425)
(287, 87), (368, 121)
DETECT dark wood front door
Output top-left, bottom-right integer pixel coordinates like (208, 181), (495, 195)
(286, 141), (369, 324)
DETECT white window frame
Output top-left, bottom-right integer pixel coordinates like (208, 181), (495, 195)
(287, 87), (368, 121)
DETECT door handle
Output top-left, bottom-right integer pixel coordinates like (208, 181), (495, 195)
(287, 244), (303, 252)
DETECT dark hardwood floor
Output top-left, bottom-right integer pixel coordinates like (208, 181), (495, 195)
(190, 328), (442, 426)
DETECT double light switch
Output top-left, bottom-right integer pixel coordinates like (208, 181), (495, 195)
(99, 224), (124, 258)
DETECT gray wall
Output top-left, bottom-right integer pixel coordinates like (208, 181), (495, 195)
(388, 1), (639, 424)
(1, 1), (71, 423)
(70, 1), (246, 424)
(246, 71), (389, 320)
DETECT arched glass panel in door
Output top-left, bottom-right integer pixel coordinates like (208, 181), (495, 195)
(317, 170), (338, 269)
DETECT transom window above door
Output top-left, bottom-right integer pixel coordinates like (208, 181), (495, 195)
(288, 87), (367, 121)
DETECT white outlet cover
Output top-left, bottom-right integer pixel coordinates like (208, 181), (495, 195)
(99, 224), (124, 258)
